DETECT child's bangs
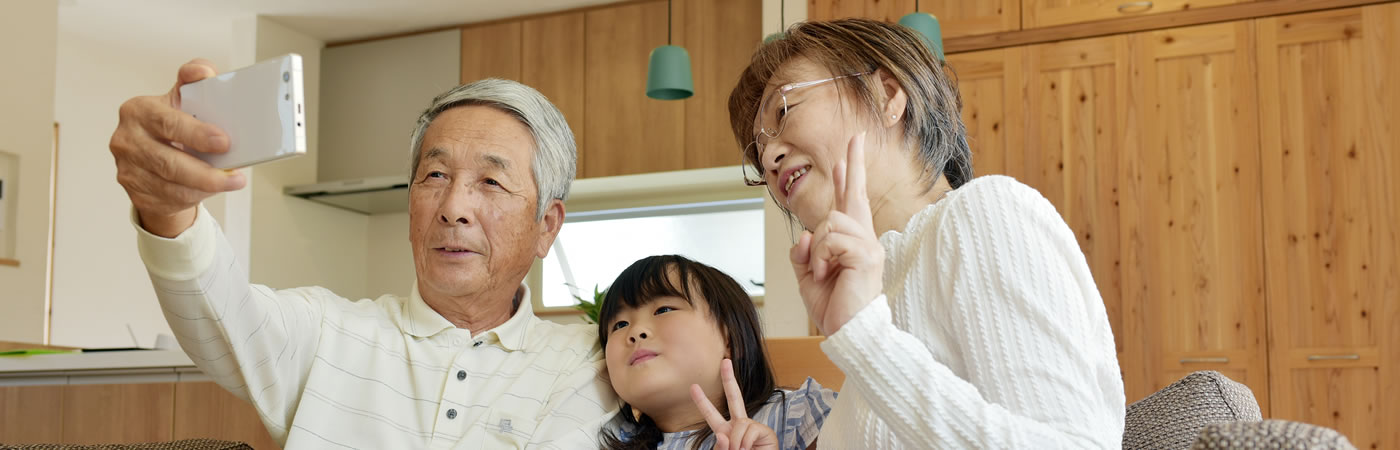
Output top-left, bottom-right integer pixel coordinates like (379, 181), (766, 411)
(598, 257), (698, 339)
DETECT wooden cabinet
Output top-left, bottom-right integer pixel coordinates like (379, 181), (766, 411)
(807, 0), (1020, 37)
(61, 383), (175, 444)
(583, 1), (687, 178)
(944, 47), (1024, 179)
(1256, 5), (1400, 449)
(174, 382), (281, 450)
(0, 385), (63, 444)
(679, 0), (763, 171)
(1021, 35), (1129, 380)
(460, 21), (522, 84)
(1023, 0), (1249, 29)
(1120, 20), (1271, 409)
(522, 12), (587, 174)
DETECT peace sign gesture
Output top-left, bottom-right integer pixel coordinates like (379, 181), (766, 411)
(690, 359), (778, 450)
(790, 132), (885, 336)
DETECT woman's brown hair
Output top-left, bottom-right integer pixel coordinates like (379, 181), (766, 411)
(728, 18), (973, 190)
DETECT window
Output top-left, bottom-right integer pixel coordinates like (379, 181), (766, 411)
(539, 198), (764, 308)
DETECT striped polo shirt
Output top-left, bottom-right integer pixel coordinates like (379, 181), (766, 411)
(136, 205), (620, 449)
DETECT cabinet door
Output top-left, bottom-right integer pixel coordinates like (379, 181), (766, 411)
(1120, 20), (1270, 408)
(61, 383), (175, 444)
(522, 13), (587, 174)
(583, 1), (686, 178)
(944, 47), (1024, 179)
(0, 385), (64, 443)
(1021, 35), (1128, 390)
(679, 0), (762, 171)
(173, 382), (281, 450)
(807, 0), (1019, 38)
(460, 21), (522, 84)
(1257, 5), (1400, 449)
(1024, 0), (1247, 29)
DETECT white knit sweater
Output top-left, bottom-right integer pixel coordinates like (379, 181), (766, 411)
(817, 176), (1125, 449)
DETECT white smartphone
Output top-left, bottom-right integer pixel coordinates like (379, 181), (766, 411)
(179, 53), (306, 169)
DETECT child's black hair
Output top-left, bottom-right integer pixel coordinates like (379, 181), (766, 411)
(597, 255), (777, 450)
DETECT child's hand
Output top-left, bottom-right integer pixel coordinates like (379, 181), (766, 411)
(690, 358), (779, 450)
(789, 132), (884, 335)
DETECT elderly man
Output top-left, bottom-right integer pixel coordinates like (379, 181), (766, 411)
(110, 60), (618, 448)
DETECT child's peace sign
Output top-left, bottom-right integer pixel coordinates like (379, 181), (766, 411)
(790, 132), (885, 336)
(690, 358), (778, 450)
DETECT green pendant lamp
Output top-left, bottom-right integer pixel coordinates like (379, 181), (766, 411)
(898, 0), (945, 60)
(764, 0), (786, 43)
(646, 0), (694, 100)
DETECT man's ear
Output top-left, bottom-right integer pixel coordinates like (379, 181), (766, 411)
(876, 68), (909, 129)
(535, 199), (566, 259)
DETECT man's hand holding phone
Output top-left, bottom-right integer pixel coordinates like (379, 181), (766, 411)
(110, 59), (244, 239)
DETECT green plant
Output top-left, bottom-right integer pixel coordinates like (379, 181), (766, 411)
(571, 284), (607, 324)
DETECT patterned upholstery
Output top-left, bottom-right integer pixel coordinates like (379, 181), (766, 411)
(1191, 420), (1357, 449)
(1123, 371), (1263, 450)
(0, 439), (253, 450)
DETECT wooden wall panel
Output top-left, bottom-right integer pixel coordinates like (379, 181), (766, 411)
(1024, 0), (1247, 29)
(680, 0), (763, 171)
(60, 383), (174, 444)
(522, 12), (588, 174)
(1257, 4), (1399, 448)
(807, 0), (1020, 37)
(1120, 20), (1270, 407)
(173, 382), (280, 450)
(583, 1), (686, 178)
(945, 47), (1025, 181)
(461, 21), (522, 84)
(0, 385), (64, 444)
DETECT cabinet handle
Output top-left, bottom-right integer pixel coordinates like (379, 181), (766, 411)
(1117, 1), (1154, 13)
(1179, 357), (1229, 364)
(1307, 354), (1360, 361)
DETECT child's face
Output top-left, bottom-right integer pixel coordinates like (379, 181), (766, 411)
(604, 293), (729, 418)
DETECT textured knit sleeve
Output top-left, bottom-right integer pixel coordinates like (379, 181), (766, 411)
(136, 204), (330, 443)
(820, 177), (1126, 449)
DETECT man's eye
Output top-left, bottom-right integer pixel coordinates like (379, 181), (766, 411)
(611, 320), (629, 331)
(485, 178), (501, 187)
(427, 171), (446, 179)
(654, 306), (675, 315)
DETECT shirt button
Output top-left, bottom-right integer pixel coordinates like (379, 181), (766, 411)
(446, 408), (457, 419)
(456, 370), (466, 381)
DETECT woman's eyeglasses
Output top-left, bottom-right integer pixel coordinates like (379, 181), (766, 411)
(741, 71), (873, 186)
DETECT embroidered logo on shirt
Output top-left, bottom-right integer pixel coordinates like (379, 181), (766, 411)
(500, 418), (513, 434)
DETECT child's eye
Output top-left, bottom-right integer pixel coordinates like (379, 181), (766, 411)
(611, 320), (629, 331)
(654, 306), (675, 315)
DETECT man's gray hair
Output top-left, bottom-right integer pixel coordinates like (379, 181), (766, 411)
(408, 78), (577, 219)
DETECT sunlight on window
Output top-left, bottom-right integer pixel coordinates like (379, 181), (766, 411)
(542, 204), (764, 308)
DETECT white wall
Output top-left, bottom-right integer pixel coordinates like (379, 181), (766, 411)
(0, 0), (59, 344)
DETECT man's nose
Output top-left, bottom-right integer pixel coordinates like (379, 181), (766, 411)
(437, 183), (476, 225)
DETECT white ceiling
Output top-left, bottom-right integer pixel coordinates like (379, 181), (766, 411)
(58, 0), (624, 65)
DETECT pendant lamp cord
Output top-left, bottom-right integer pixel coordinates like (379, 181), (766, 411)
(780, 0), (785, 31)
(668, 0), (672, 45)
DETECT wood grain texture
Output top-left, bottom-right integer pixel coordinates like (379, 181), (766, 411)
(944, 46), (1025, 179)
(766, 336), (845, 390)
(1119, 20), (1270, 409)
(1020, 35), (1128, 392)
(173, 382), (280, 450)
(1257, 4), (1399, 448)
(0, 385), (64, 444)
(460, 21), (522, 84)
(945, 0), (1391, 54)
(583, 1), (686, 178)
(1024, 0), (1246, 29)
(680, 0), (763, 171)
(807, 0), (1020, 37)
(60, 383), (174, 444)
(522, 12), (588, 174)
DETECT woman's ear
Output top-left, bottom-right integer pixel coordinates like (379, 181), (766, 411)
(876, 68), (909, 129)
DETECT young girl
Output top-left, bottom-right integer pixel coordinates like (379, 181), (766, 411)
(597, 255), (836, 450)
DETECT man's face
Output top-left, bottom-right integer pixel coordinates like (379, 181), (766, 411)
(408, 105), (559, 301)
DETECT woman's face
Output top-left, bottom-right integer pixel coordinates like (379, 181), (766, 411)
(752, 58), (892, 230)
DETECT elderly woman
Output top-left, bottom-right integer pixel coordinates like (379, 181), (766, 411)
(726, 19), (1125, 448)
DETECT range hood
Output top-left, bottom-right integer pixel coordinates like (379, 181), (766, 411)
(284, 175), (409, 214)
(283, 166), (764, 215)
